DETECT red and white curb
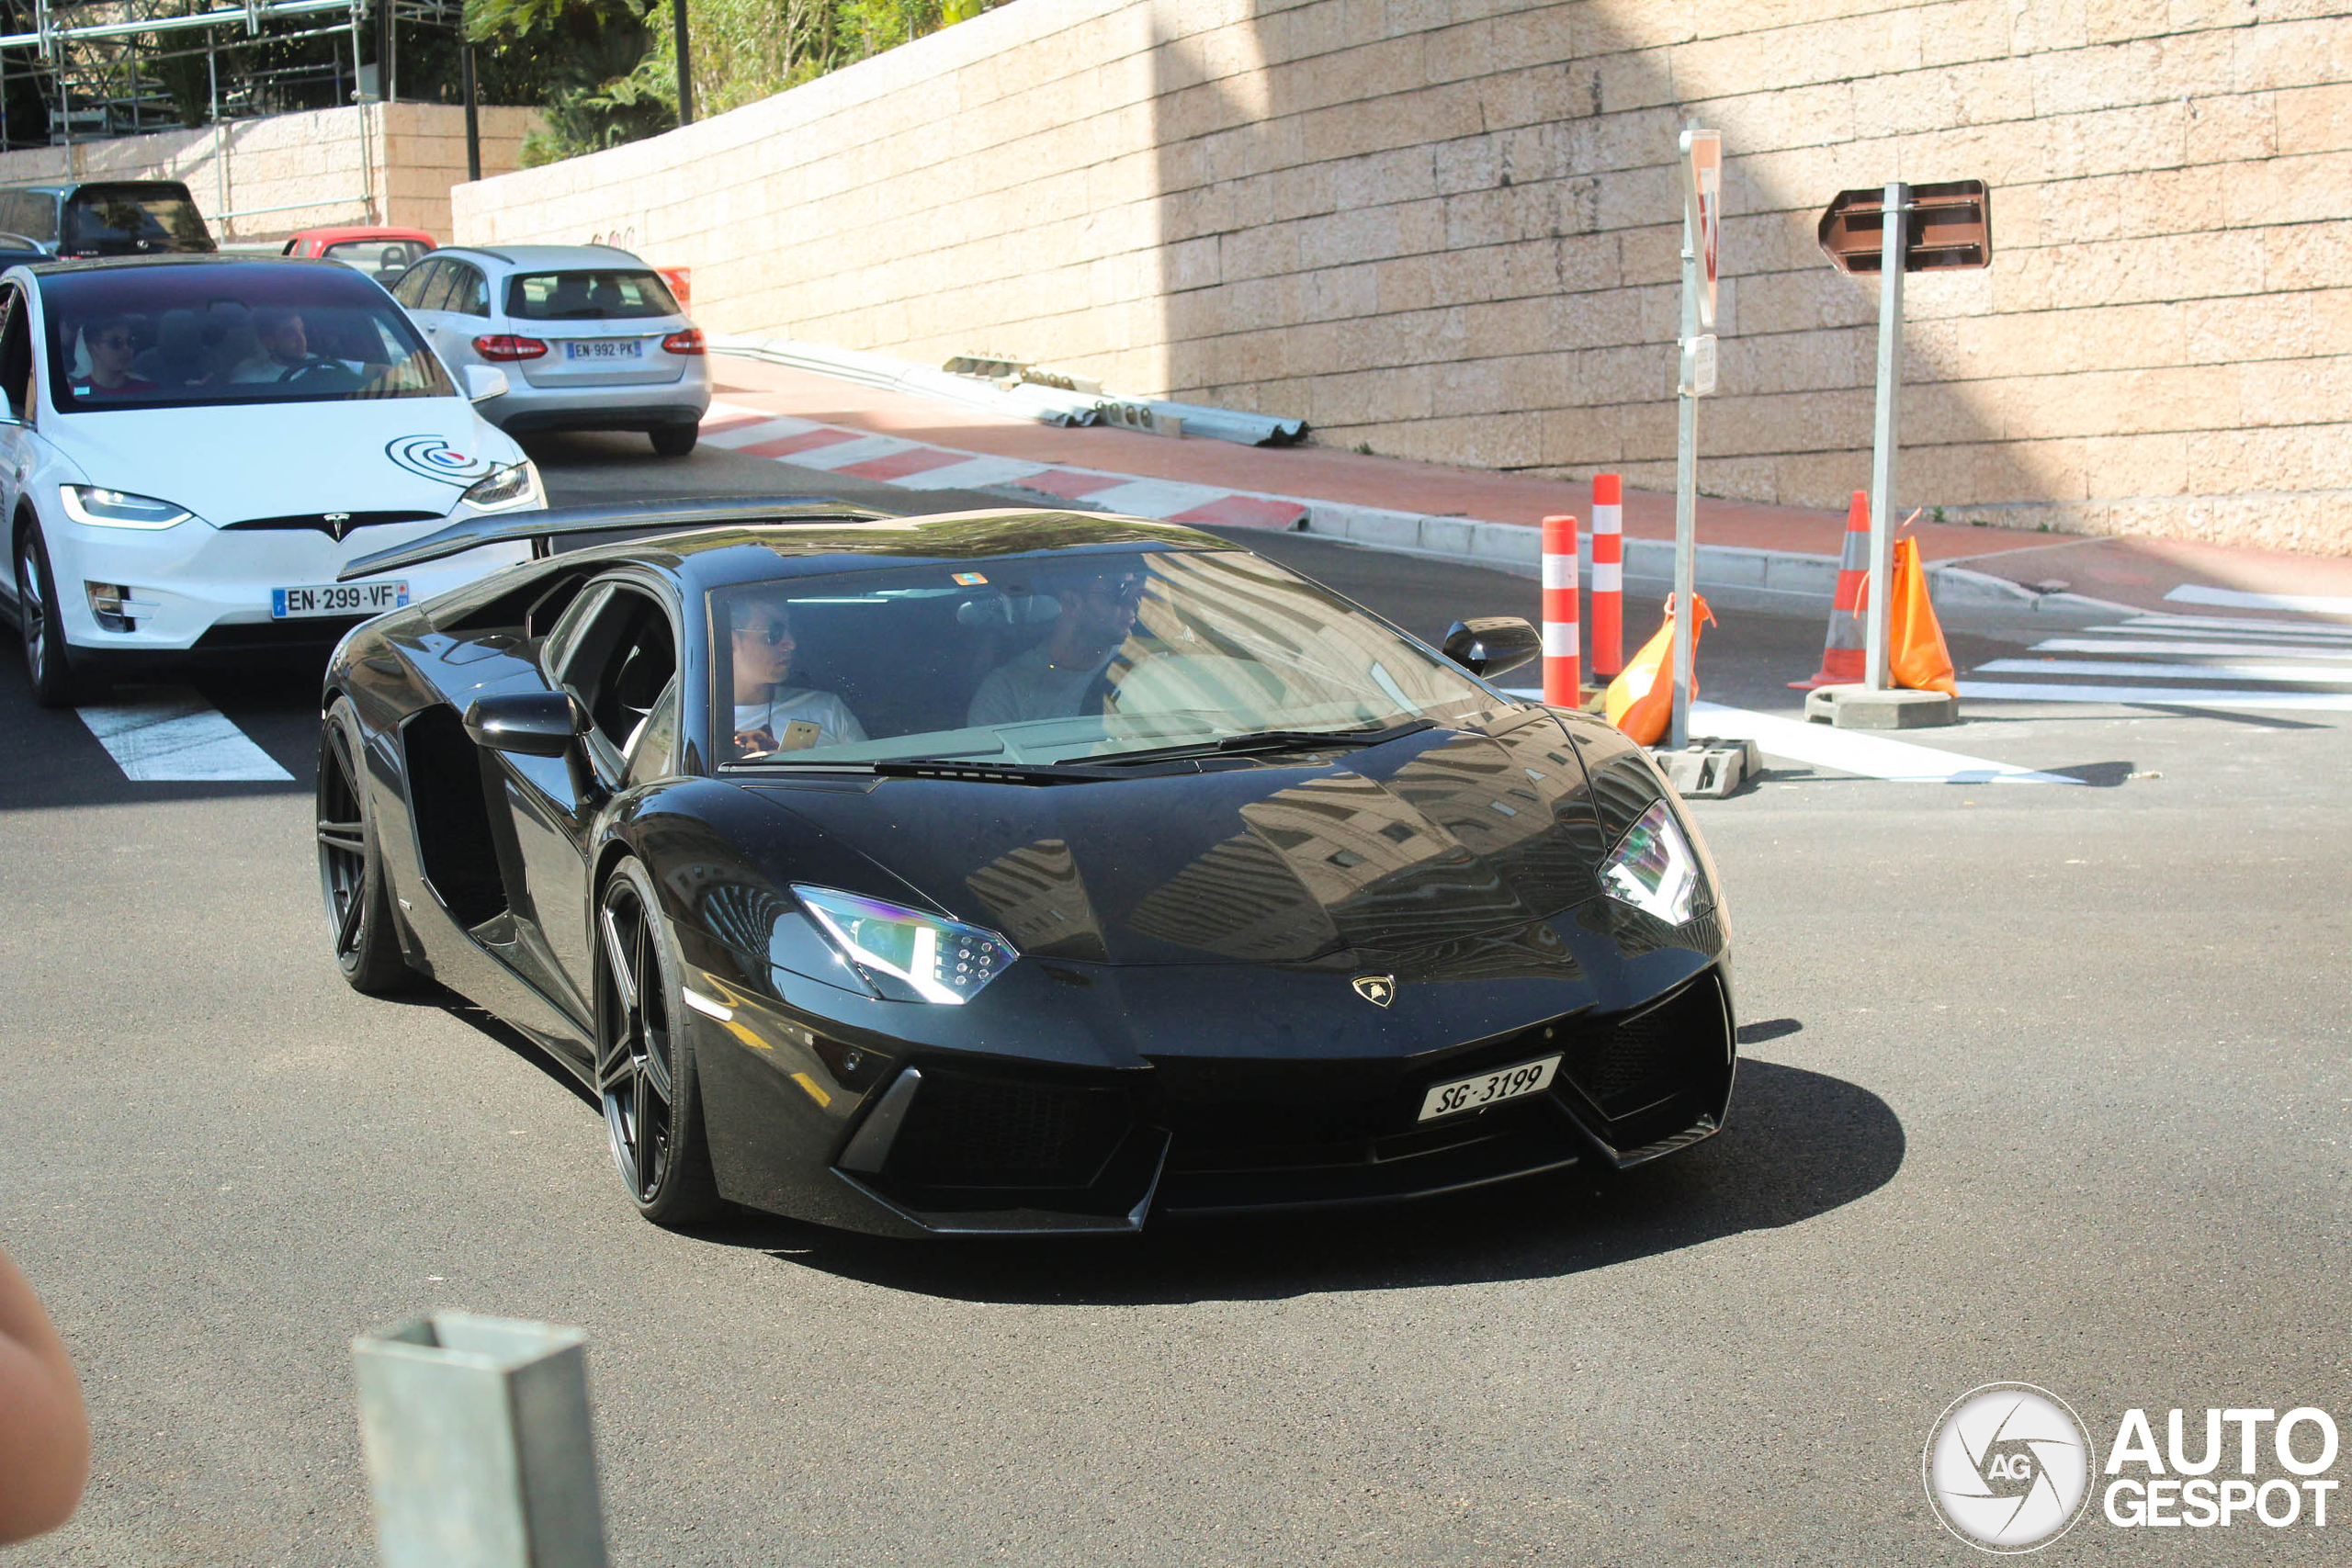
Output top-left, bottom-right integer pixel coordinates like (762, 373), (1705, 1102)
(700, 401), (1308, 533)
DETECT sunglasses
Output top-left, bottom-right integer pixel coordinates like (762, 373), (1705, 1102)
(733, 624), (792, 646)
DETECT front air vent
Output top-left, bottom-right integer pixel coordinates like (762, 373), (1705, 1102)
(223, 510), (441, 536)
(884, 1068), (1132, 1190)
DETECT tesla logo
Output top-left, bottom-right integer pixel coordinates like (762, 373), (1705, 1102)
(324, 512), (353, 539)
(1351, 975), (1396, 1007)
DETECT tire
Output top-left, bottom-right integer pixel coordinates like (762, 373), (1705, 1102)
(594, 856), (720, 1226)
(649, 423), (698, 458)
(316, 697), (419, 995)
(15, 522), (83, 709)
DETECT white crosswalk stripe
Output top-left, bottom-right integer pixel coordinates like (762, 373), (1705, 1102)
(78, 688), (292, 781)
(1963, 610), (2352, 712)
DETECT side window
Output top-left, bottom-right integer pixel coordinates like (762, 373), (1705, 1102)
(452, 264), (490, 318)
(421, 264), (463, 314)
(622, 678), (679, 789)
(555, 586), (678, 766)
(392, 258), (440, 310)
(539, 581), (614, 676)
(0, 287), (32, 420)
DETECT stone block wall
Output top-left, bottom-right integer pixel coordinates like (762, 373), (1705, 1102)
(456, 0), (2352, 554)
(0, 102), (539, 243)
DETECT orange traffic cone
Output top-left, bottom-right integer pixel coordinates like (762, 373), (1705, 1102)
(1605, 593), (1715, 745)
(1792, 491), (1870, 688)
(1887, 536), (1957, 694)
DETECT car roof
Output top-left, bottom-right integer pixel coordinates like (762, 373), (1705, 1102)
(433, 243), (646, 271)
(18, 253), (337, 277)
(295, 226), (436, 244)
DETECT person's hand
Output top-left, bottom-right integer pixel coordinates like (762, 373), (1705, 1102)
(733, 726), (777, 756)
(0, 1245), (88, 1543)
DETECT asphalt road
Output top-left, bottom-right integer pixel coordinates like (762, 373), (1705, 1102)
(4, 431), (2347, 1564)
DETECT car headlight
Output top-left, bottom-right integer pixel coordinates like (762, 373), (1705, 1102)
(1600, 799), (1702, 925)
(460, 461), (540, 512)
(60, 484), (192, 530)
(792, 886), (1016, 1005)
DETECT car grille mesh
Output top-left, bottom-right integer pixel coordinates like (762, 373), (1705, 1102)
(888, 1069), (1131, 1189)
(1558, 974), (1727, 1119)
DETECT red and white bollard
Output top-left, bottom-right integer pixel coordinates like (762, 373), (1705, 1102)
(1542, 513), (1580, 705)
(1590, 473), (1623, 677)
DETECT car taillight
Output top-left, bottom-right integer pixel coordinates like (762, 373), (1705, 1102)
(473, 334), (548, 361)
(661, 328), (706, 355)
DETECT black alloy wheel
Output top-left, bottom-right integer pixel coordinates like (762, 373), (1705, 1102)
(316, 698), (417, 994)
(594, 858), (719, 1225)
(16, 524), (80, 708)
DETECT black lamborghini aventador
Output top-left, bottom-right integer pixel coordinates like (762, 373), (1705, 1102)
(315, 500), (1736, 1236)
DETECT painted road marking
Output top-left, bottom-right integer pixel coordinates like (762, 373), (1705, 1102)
(1685, 701), (2078, 785)
(2028, 637), (2352, 661)
(2115, 614), (2352, 642)
(1977, 657), (2352, 683)
(1496, 695), (2075, 784)
(78, 688), (292, 782)
(888, 455), (1057, 491)
(1956, 682), (2352, 711)
(2165, 584), (2352, 616)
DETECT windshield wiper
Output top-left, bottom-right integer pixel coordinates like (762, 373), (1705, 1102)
(869, 758), (1125, 785)
(1069, 718), (1436, 769)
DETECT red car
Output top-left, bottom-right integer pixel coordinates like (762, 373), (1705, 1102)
(280, 226), (435, 286)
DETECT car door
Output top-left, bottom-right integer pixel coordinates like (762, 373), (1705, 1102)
(489, 578), (683, 1020)
(434, 259), (492, 375)
(390, 257), (453, 358)
(0, 283), (34, 615)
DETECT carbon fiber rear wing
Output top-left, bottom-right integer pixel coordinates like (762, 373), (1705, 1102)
(338, 496), (889, 581)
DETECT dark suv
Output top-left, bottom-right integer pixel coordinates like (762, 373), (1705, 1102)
(0, 180), (217, 259)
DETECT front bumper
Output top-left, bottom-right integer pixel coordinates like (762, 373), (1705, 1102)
(39, 509), (534, 654)
(684, 910), (1736, 1239)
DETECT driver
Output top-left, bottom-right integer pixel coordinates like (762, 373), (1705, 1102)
(729, 596), (866, 758)
(966, 568), (1146, 727)
(228, 307), (317, 383)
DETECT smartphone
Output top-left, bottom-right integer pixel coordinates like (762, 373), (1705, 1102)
(776, 719), (821, 750)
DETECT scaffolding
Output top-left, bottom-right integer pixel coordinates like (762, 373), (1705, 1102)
(0, 0), (464, 152)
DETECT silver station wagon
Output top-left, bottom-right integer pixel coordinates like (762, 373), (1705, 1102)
(391, 243), (711, 457)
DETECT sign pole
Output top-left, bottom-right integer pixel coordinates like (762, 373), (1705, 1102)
(1672, 222), (1698, 748)
(1864, 179), (1907, 693)
(1670, 127), (1719, 750)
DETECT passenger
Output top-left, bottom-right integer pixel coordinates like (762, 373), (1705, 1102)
(66, 317), (155, 398)
(228, 307), (313, 382)
(729, 597), (866, 757)
(132, 309), (211, 389)
(966, 568), (1147, 727)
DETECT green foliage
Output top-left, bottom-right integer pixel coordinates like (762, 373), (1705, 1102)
(469, 0), (1007, 161)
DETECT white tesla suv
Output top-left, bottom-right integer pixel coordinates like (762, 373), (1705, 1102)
(0, 254), (542, 705)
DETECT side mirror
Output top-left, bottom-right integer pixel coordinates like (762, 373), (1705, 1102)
(463, 364), (510, 402)
(1442, 616), (1542, 678)
(464, 691), (587, 757)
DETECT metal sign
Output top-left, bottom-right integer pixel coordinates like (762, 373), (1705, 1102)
(1818, 180), (1992, 274)
(1680, 130), (1724, 329)
(1679, 333), (1717, 397)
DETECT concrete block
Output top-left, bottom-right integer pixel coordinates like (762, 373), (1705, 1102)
(1653, 738), (1760, 798)
(1804, 685), (1960, 728)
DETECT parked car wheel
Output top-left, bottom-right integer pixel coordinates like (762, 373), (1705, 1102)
(650, 424), (698, 458)
(16, 522), (85, 708)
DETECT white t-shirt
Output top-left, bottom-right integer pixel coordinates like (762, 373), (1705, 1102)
(732, 687), (866, 752)
(967, 647), (1111, 728)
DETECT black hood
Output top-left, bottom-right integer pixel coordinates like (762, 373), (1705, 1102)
(737, 710), (1619, 976)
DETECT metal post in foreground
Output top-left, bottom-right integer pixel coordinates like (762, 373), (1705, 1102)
(353, 1313), (611, 1568)
(1863, 179), (1907, 693)
(673, 0), (694, 126)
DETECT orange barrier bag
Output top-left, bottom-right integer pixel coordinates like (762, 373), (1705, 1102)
(1889, 536), (1957, 695)
(1604, 593), (1714, 744)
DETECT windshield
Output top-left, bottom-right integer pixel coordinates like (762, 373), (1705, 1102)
(40, 261), (456, 412)
(506, 269), (679, 321)
(61, 185), (215, 257)
(713, 549), (1502, 770)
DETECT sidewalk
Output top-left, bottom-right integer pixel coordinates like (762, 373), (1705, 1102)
(704, 355), (2352, 623)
